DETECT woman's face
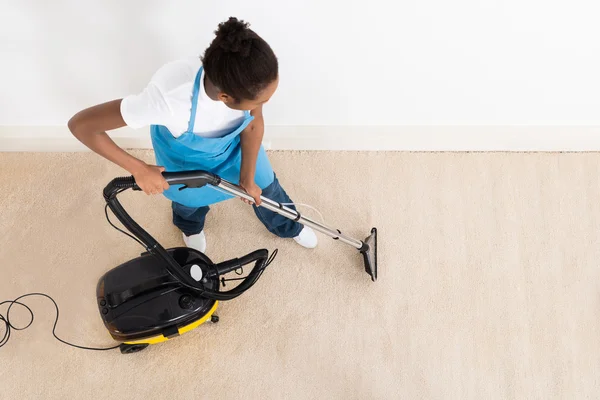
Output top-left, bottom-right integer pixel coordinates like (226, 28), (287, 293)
(220, 77), (279, 111)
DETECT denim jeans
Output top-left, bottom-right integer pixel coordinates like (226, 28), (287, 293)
(172, 176), (304, 238)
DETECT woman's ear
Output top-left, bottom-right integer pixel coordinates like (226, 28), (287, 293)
(217, 92), (233, 104)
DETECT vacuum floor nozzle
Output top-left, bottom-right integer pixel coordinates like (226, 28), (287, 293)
(360, 227), (378, 282)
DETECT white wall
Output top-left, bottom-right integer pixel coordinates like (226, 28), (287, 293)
(1, 0), (599, 129)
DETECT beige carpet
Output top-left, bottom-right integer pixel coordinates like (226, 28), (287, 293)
(1, 151), (599, 399)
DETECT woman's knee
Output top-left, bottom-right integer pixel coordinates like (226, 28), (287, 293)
(261, 175), (280, 194)
(172, 202), (209, 220)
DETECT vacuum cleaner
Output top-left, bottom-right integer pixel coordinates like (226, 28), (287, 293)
(99, 170), (377, 354)
(100, 172), (276, 354)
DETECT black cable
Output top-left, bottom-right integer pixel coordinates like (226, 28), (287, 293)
(104, 203), (148, 250)
(0, 197), (140, 352)
(266, 249), (278, 267)
(0, 293), (119, 351)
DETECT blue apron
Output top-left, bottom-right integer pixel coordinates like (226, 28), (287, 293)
(150, 66), (275, 208)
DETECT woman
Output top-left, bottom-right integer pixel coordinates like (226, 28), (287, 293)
(68, 17), (317, 252)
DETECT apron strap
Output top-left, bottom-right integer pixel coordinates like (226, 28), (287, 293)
(188, 66), (204, 133)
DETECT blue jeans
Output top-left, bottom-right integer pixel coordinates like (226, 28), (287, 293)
(172, 176), (304, 238)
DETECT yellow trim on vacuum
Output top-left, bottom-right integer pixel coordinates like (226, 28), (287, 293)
(124, 301), (219, 345)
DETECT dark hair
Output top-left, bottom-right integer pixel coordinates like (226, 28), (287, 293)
(201, 17), (278, 102)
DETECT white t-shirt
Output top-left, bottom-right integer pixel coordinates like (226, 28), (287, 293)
(120, 57), (246, 138)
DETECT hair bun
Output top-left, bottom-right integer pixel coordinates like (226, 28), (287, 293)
(215, 17), (253, 57)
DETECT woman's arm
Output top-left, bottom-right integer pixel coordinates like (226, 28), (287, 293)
(69, 99), (143, 173)
(68, 99), (168, 195)
(239, 105), (265, 205)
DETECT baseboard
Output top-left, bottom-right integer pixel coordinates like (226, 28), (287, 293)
(1, 125), (600, 152)
(0, 126), (153, 152)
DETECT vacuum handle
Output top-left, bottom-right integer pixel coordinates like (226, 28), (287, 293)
(132, 171), (221, 190)
(103, 170), (220, 200)
(162, 171), (220, 189)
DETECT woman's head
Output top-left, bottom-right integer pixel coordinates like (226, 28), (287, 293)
(202, 17), (279, 111)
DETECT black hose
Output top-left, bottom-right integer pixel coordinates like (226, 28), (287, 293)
(101, 174), (274, 300)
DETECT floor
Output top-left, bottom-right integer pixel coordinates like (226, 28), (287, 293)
(1, 151), (599, 399)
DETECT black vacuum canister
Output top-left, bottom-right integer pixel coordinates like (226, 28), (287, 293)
(96, 247), (218, 342)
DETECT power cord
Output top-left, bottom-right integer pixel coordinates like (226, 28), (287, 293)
(209, 185), (326, 223)
(0, 200), (139, 352)
(0, 293), (119, 351)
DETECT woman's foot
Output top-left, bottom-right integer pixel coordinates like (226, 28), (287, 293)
(183, 231), (207, 253)
(293, 227), (318, 249)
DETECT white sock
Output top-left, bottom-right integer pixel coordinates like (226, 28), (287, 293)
(293, 227), (318, 249)
(183, 231), (207, 253)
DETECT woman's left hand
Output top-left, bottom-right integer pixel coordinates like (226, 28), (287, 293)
(239, 179), (262, 206)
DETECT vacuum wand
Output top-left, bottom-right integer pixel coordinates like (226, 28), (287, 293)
(217, 180), (363, 249)
(211, 178), (377, 282)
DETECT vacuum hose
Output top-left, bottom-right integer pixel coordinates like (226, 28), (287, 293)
(200, 249), (271, 301)
(102, 171), (270, 301)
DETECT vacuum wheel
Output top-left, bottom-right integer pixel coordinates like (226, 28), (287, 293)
(119, 343), (149, 354)
(210, 315), (219, 323)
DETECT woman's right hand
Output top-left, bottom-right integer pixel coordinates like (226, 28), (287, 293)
(132, 164), (170, 195)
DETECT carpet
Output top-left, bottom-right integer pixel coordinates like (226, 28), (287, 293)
(1, 151), (599, 399)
